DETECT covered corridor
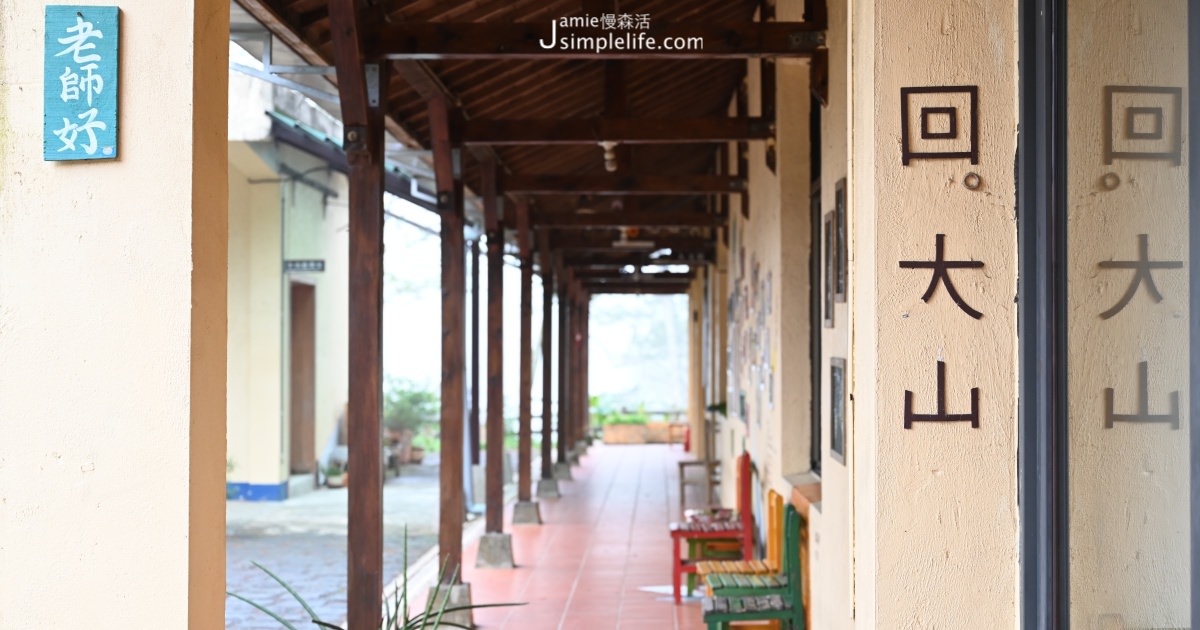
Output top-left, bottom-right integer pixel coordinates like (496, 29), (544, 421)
(1, 0), (1196, 628)
(431, 443), (707, 630)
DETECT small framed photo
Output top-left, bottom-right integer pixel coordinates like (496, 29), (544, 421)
(834, 178), (848, 302)
(830, 357), (847, 464)
(823, 212), (835, 328)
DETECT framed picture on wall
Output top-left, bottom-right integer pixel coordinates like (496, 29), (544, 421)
(834, 178), (848, 302)
(830, 357), (847, 464)
(823, 212), (835, 328)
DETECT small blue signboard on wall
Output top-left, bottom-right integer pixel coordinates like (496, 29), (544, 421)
(44, 6), (119, 161)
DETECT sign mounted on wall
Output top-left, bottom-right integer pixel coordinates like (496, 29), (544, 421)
(44, 5), (119, 161)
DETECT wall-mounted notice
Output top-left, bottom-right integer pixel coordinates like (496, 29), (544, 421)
(44, 6), (119, 161)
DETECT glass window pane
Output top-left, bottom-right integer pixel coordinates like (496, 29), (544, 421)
(1067, 1), (1192, 627)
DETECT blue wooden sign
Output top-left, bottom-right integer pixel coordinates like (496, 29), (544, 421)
(44, 6), (119, 161)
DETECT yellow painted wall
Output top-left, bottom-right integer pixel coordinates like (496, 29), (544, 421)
(865, 0), (1019, 627)
(227, 143), (284, 486)
(0, 0), (229, 626)
(1065, 1), (1190, 626)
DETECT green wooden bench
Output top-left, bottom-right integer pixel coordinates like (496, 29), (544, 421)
(702, 503), (804, 629)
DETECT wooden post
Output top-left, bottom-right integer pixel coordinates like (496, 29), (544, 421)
(539, 230), (556, 483)
(580, 290), (590, 444)
(573, 281), (585, 455)
(430, 95), (466, 584)
(327, 2), (387, 626)
(483, 158), (505, 534)
(737, 79), (750, 219)
(516, 200), (534, 502)
(470, 239), (481, 466)
(555, 267), (572, 475)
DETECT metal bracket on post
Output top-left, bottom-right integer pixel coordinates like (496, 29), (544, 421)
(365, 64), (381, 107)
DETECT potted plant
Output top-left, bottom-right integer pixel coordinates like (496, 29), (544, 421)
(383, 379), (439, 467)
(324, 462), (346, 488)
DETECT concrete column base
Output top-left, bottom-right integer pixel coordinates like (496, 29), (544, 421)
(475, 532), (515, 569)
(553, 461), (574, 480)
(512, 500), (542, 525)
(537, 478), (561, 498)
(568, 449), (580, 465)
(426, 583), (473, 628)
(576, 439), (589, 455)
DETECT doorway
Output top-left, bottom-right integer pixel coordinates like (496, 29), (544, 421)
(289, 282), (316, 475)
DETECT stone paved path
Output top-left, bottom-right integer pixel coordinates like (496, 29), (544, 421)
(225, 464), (442, 629)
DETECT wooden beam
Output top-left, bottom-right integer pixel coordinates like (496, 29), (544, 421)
(233, 0), (422, 150)
(561, 250), (714, 267)
(369, 22), (825, 60)
(573, 269), (696, 280)
(585, 276), (698, 286)
(463, 117), (772, 145)
(550, 232), (712, 252)
(329, 0), (386, 625)
(431, 95), (466, 585)
(483, 157), (505, 535)
(533, 209), (720, 228)
(538, 229), (555, 481)
(586, 284), (691, 294)
(503, 174), (746, 195)
(516, 200), (534, 503)
(581, 278), (694, 288)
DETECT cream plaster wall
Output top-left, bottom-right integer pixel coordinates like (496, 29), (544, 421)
(0, 0), (229, 626)
(315, 172), (350, 465)
(868, 0), (1019, 627)
(808, 0), (854, 626)
(227, 144), (284, 486)
(716, 0), (813, 552)
(1065, 2), (1190, 627)
(849, 0), (879, 626)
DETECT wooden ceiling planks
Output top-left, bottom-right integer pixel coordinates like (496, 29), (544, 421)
(243, 0), (805, 273)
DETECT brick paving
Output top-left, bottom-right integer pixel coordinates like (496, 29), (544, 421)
(408, 443), (708, 630)
(225, 465), (442, 629)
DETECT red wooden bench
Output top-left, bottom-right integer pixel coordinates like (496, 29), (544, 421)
(669, 451), (753, 604)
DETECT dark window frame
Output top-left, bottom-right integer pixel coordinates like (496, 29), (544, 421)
(1019, 0), (1199, 626)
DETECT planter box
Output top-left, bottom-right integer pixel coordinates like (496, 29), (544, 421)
(644, 421), (671, 443)
(602, 423), (647, 444)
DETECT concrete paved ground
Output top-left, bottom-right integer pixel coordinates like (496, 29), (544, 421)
(225, 462), (444, 629)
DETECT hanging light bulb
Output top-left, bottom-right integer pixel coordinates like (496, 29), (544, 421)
(599, 141), (619, 172)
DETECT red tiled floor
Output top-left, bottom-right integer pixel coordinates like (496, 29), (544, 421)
(454, 443), (707, 630)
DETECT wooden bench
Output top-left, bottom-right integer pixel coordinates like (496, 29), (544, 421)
(697, 488), (784, 591)
(702, 504), (805, 629)
(669, 451), (753, 604)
